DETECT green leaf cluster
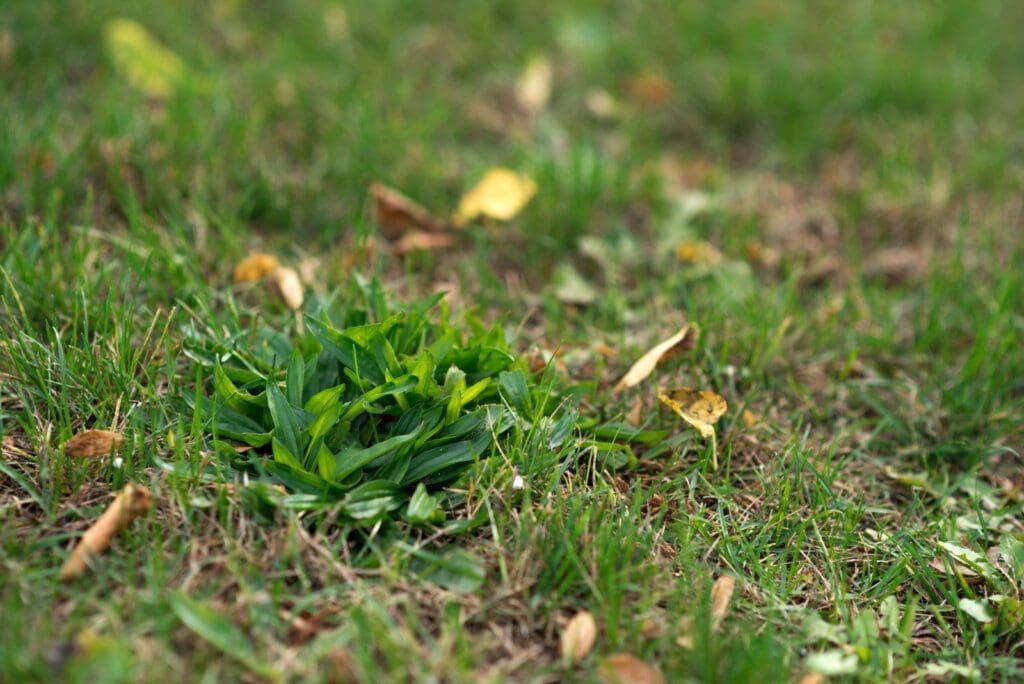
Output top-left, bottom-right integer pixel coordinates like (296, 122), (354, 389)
(186, 291), (534, 525)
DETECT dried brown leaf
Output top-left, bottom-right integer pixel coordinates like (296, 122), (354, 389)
(613, 325), (697, 394)
(599, 653), (665, 684)
(370, 182), (446, 239)
(560, 610), (598, 663)
(394, 230), (457, 254)
(233, 253), (281, 284)
(59, 483), (152, 581)
(65, 430), (124, 459)
(710, 575), (735, 631)
(272, 266), (304, 311)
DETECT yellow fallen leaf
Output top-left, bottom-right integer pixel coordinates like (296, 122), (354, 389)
(454, 168), (537, 225)
(560, 610), (598, 663)
(104, 19), (186, 99)
(516, 56), (553, 116)
(742, 410), (757, 427)
(272, 267), (304, 311)
(60, 483), (152, 581)
(599, 653), (665, 684)
(65, 430), (124, 459)
(233, 253), (281, 284)
(710, 575), (735, 631)
(613, 325), (697, 394)
(657, 387), (728, 468)
(676, 240), (723, 266)
(370, 182), (446, 239)
(657, 388), (726, 439)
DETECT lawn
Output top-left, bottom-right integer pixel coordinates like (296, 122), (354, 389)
(2, 1), (1023, 682)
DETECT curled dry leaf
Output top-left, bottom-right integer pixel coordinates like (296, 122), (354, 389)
(560, 610), (598, 663)
(370, 182), (446, 239)
(59, 483), (152, 581)
(710, 575), (735, 631)
(271, 267), (304, 311)
(516, 56), (553, 116)
(394, 231), (457, 254)
(233, 253), (281, 284)
(613, 325), (697, 394)
(454, 168), (537, 225)
(599, 653), (666, 684)
(65, 430), (124, 459)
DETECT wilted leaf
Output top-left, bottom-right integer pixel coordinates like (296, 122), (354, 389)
(676, 240), (723, 266)
(710, 575), (735, 631)
(599, 653), (665, 684)
(169, 593), (279, 680)
(958, 598), (994, 623)
(454, 168), (537, 225)
(656, 388), (727, 440)
(516, 56), (553, 116)
(271, 266), (304, 310)
(233, 253), (281, 284)
(554, 262), (599, 305)
(883, 466), (932, 490)
(370, 182), (446, 239)
(394, 231), (457, 254)
(65, 429), (124, 459)
(918, 662), (981, 681)
(613, 325), (697, 393)
(103, 19), (186, 98)
(59, 483), (151, 581)
(560, 610), (597, 663)
(806, 650), (859, 676)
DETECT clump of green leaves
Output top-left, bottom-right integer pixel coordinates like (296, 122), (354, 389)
(185, 289), (553, 527)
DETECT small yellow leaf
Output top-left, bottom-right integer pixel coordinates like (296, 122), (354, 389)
(65, 430), (124, 459)
(104, 19), (186, 99)
(516, 56), (553, 116)
(710, 575), (735, 631)
(560, 610), (598, 663)
(613, 325), (697, 394)
(675, 240), (723, 266)
(657, 388), (727, 439)
(742, 410), (757, 427)
(599, 653), (665, 684)
(454, 168), (537, 225)
(272, 267), (304, 311)
(233, 253), (281, 284)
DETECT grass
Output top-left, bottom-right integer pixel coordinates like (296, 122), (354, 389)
(2, 0), (1024, 681)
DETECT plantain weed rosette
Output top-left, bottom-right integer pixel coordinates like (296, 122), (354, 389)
(183, 288), (571, 528)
